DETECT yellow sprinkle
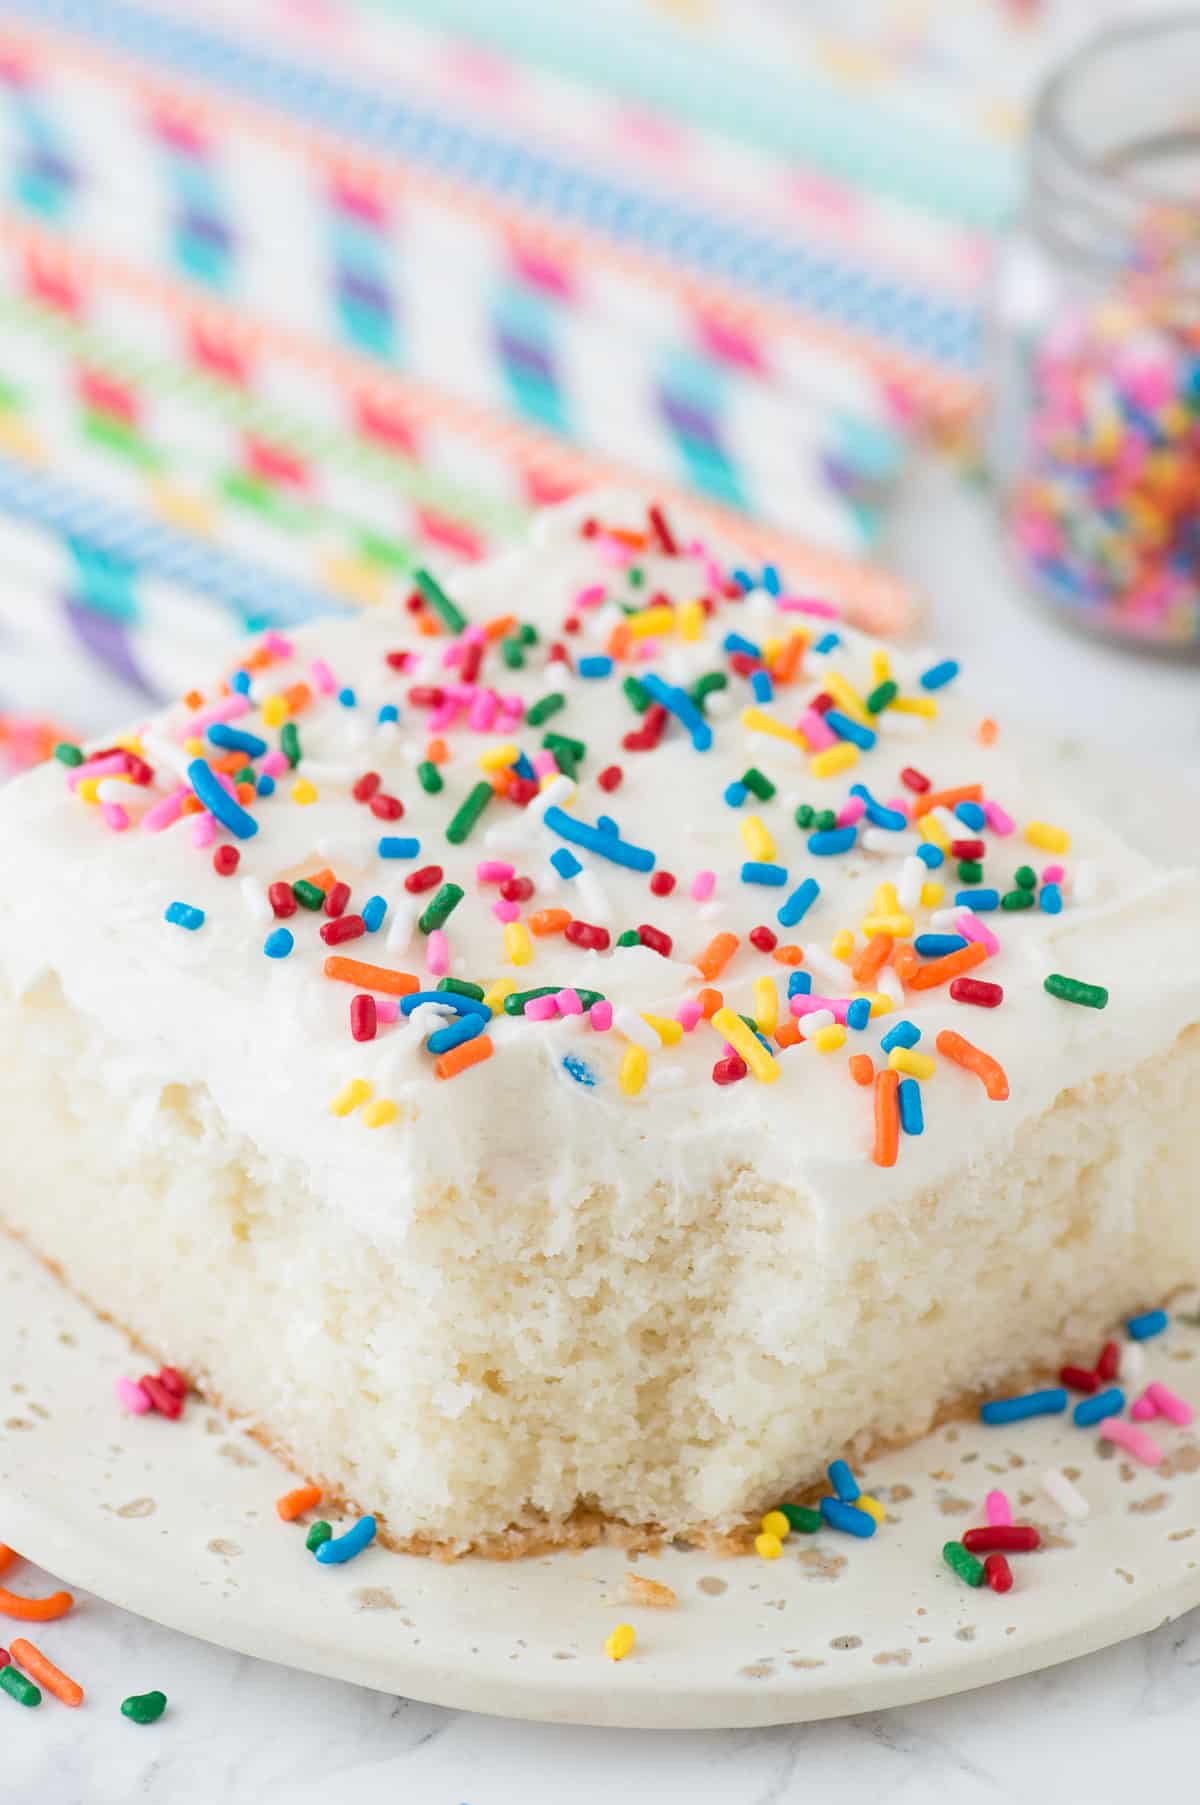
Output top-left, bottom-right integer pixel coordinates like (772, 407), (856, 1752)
(539, 771), (574, 796)
(823, 670), (870, 725)
(857, 991), (894, 1017)
(810, 741), (858, 780)
(860, 913), (914, 938)
(678, 597), (705, 642)
(740, 706), (808, 750)
(619, 1044), (648, 1096)
(870, 647), (891, 684)
(740, 814), (776, 862)
(362, 1098), (398, 1130)
(752, 976), (778, 1035)
(919, 813), (950, 852)
(641, 1012), (683, 1047)
(76, 777), (101, 804)
(813, 1023), (846, 1053)
(872, 882), (900, 915)
(856, 1493), (886, 1525)
(710, 1007), (780, 1084)
(504, 921), (533, 966)
(891, 694), (938, 718)
(889, 1047), (936, 1079)
(626, 604), (674, 639)
(482, 978), (516, 1012)
(149, 476), (212, 538)
(478, 741), (519, 772)
(762, 636), (782, 665)
(330, 1078), (372, 1117)
(291, 778), (318, 805)
(0, 411), (44, 462)
(605, 1623), (637, 1661)
(754, 1531), (783, 1561)
(320, 552), (385, 608)
(182, 736), (205, 757)
(831, 929), (855, 962)
(1025, 820), (1070, 854)
(261, 694), (287, 727)
(761, 1510), (791, 1540)
(920, 881), (944, 907)
(115, 734), (144, 754)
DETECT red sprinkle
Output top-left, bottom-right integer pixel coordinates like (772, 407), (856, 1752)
(500, 876), (534, 903)
(507, 778), (540, 806)
(647, 502), (677, 555)
(352, 771), (382, 802)
(157, 1366), (187, 1399)
(900, 766), (931, 793)
(809, 691), (834, 715)
(369, 793), (404, 821)
(984, 1553), (1013, 1594)
(320, 914), (367, 946)
(1060, 1365), (1099, 1394)
(728, 652), (761, 679)
(564, 920), (610, 951)
(623, 702), (668, 753)
(458, 641), (483, 684)
(948, 977), (1004, 1008)
(268, 881), (297, 919)
(597, 764), (623, 792)
(350, 994), (377, 1042)
(324, 881), (351, 918)
(712, 1054), (747, 1085)
(562, 617), (581, 635)
(384, 650), (409, 672)
(547, 641), (571, 670)
(950, 838), (985, 860)
(405, 865), (444, 894)
(407, 686), (444, 708)
(212, 844), (240, 876)
(962, 1525), (1040, 1555)
(649, 871), (676, 897)
(140, 1374), (182, 1419)
(638, 924), (673, 957)
(749, 925), (778, 953)
(1096, 1340), (1120, 1382)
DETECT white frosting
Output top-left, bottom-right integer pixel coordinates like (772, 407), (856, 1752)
(2, 492), (1199, 1245)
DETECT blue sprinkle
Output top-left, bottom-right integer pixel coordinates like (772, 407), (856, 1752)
(230, 668), (252, 695)
(165, 901), (204, 931)
(377, 704), (399, 724)
(314, 1515), (376, 1565)
(427, 1013), (487, 1056)
(1039, 882), (1063, 914)
(550, 848), (582, 880)
(741, 861), (788, 887)
(845, 997), (871, 1031)
(513, 751), (535, 781)
(256, 773), (276, 797)
(206, 722), (268, 758)
(825, 710), (876, 751)
(378, 837), (420, 859)
(956, 887), (998, 910)
(819, 1497), (875, 1538)
(777, 876), (820, 927)
(400, 991), (490, 1019)
(807, 826), (857, 857)
(955, 801), (986, 830)
(722, 632), (761, 658)
(578, 655), (613, 679)
(813, 631), (841, 654)
(919, 658), (959, 691)
(544, 806), (655, 873)
(980, 1388), (1068, 1425)
(898, 1077), (924, 1135)
(880, 1019), (920, 1053)
(562, 1053), (597, 1088)
(914, 934), (968, 957)
(723, 781), (748, 808)
(338, 687), (357, 707)
(848, 783), (905, 829)
(827, 1459), (859, 1502)
(750, 670), (774, 703)
(596, 815), (620, 838)
(639, 673), (712, 752)
(1126, 1308), (1168, 1341)
(915, 842), (944, 869)
(787, 970), (812, 997)
(263, 927), (294, 958)
(761, 563), (781, 596)
(1074, 1387), (1124, 1427)
(731, 567), (755, 593)
(187, 757), (259, 840)
(361, 895), (387, 933)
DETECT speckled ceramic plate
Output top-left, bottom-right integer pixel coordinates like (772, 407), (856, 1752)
(2, 1241), (1200, 1729)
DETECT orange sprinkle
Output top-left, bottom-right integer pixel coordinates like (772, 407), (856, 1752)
(435, 1033), (494, 1080)
(696, 987), (724, 1019)
(235, 781), (256, 804)
(850, 932), (893, 985)
(528, 908), (571, 936)
(609, 527), (648, 549)
(0, 1545), (18, 1576)
(425, 737), (449, 765)
(695, 931), (739, 982)
(891, 943), (919, 983)
(849, 1053), (874, 1087)
(417, 613), (441, 636)
(283, 682), (312, 715)
(912, 783), (983, 820)
(872, 1068), (900, 1167)
(275, 1483), (322, 1521)
(907, 941), (987, 990)
(775, 1019), (802, 1049)
(323, 956), (419, 996)
(179, 794), (203, 815)
(936, 1029), (1009, 1101)
(211, 750), (246, 776)
(977, 717), (998, 746)
(607, 621), (633, 661)
(242, 646), (273, 672)
(772, 943), (804, 966)
(10, 1638), (83, 1706)
(488, 769), (513, 796)
(183, 688), (204, 710)
(483, 613), (517, 642)
(0, 1585), (73, 1622)
(306, 868), (337, 892)
(770, 635), (805, 684)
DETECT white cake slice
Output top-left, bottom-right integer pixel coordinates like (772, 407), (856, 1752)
(1, 493), (1198, 1556)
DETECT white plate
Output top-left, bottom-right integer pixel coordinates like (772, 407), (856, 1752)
(2, 1239), (1199, 1729)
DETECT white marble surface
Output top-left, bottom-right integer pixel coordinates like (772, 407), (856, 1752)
(7, 461), (1200, 1804)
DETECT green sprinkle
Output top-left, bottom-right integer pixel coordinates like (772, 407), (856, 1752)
(957, 859), (983, 884)
(627, 566), (644, 587)
(0, 1665), (40, 1707)
(280, 721), (301, 768)
(689, 671), (728, 711)
(413, 567), (466, 635)
(865, 679), (898, 714)
(615, 930), (641, 947)
(543, 732), (584, 779)
(526, 692), (566, 727)
(120, 1689), (167, 1725)
(233, 764), (256, 786)
(504, 986), (604, 1016)
(416, 760), (444, 795)
(53, 741), (84, 768)
(794, 803), (815, 829)
(1014, 864), (1037, 890)
(815, 809), (837, 832)
(305, 1521), (333, 1553)
(741, 767), (776, 802)
(517, 622), (539, 645)
(622, 675), (652, 715)
(438, 977), (485, 1001)
(445, 782), (492, 845)
(419, 882), (464, 934)
(1044, 973), (1109, 1010)
(500, 638), (525, 670)
(778, 1503), (822, 1534)
(1000, 888), (1035, 911)
(292, 879), (325, 910)
(942, 1540), (984, 1587)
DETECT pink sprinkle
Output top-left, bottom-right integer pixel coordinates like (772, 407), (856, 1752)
(957, 910), (1000, 958)
(1131, 1391), (1158, 1422)
(596, 535), (634, 568)
(690, 870), (716, 902)
(1098, 1418), (1162, 1466)
(884, 796), (911, 820)
(468, 690), (499, 732)
(260, 750), (289, 778)
(425, 929), (449, 977)
(101, 802), (130, 833)
(983, 800), (1015, 837)
(428, 700), (462, 733)
(184, 694), (251, 736)
(476, 860), (514, 883)
(797, 708), (836, 751)
(116, 1377), (152, 1415)
(835, 796), (866, 828)
(1147, 1381), (1194, 1426)
(310, 658), (336, 695)
(499, 694), (526, 720)
(532, 750), (559, 778)
(262, 630), (293, 658)
(778, 595), (839, 619)
(492, 899), (521, 923)
(524, 995), (558, 1021)
(376, 999), (400, 1024)
(1042, 863), (1065, 884)
(636, 640), (660, 661)
(143, 787), (186, 833)
(69, 751), (132, 788)
(589, 1000), (614, 1032)
(790, 994), (850, 1023)
(555, 988), (583, 1015)
(191, 812), (216, 848)
(575, 583), (606, 609)
(676, 1000), (703, 1031)
(985, 1489), (1012, 1527)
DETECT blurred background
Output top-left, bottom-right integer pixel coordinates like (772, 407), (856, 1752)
(0, 0), (1188, 776)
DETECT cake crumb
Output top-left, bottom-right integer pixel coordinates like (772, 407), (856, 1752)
(623, 1571), (678, 1609)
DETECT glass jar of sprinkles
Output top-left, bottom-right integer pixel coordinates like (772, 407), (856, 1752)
(991, 16), (1200, 651)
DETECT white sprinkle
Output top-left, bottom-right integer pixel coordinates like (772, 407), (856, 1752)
(527, 774), (576, 823)
(802, 1008), (836, 1033)
(704, 689), (732, 719)
(1041, 1468), (1089, 1520)
(409, 1002), (454, 1042)
(929, 907), (962, 930)
(613, 1008), (659, 1052)
(239, 876), (272, 922)
(874, 710), (925, 739)
(302, 761), (359, 783)
(1072, 859), (1097, 904)
(801, 944), (845, 987)
(648, 1064), (685, 1091)
(318, 835), (372, 865)
(897, 855), (926, 910)
(863, 829), (920, 856)
(875, 967), (903, 1004)
(574, 867), (612, 924)
(141, 731), (193, 780)
(931, 805), (959, 838)
(1118, 1340), (1146, 1385)
(386, 899), (417, 955)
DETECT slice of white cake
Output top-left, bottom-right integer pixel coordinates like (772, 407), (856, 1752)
(1, 493), (1198, 1557)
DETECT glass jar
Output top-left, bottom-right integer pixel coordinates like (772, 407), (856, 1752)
(991, 16), (1200, 652)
